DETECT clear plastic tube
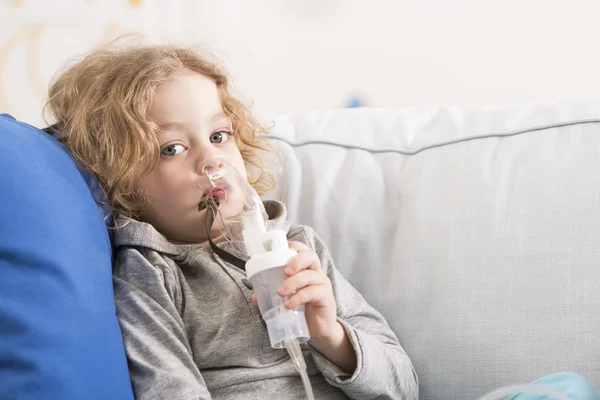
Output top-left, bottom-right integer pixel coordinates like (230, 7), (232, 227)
(299, 368), (314, 400)
(477, 383), (573, 400)
(284, 337), (315, 400)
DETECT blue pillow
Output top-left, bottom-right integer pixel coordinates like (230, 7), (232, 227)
(0, 114), (133, 399)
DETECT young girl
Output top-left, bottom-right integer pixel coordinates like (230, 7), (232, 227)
(45, 42), (419, 399)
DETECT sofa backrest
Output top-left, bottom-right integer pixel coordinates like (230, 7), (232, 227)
(267, 99), (600, 399)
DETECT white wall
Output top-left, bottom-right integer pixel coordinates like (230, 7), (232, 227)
(0, 0), (186, 125)
(2, 0), (600, 126)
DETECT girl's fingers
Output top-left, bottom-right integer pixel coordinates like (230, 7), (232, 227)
(288, 241), (311, 253)
(285, 250), (321, 275)
(284, 285), (328, 309)
(277, 270), (329, 297)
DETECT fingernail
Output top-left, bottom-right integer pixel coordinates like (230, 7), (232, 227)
(277, 286), (285, 295)
(285, 267), (293, 274)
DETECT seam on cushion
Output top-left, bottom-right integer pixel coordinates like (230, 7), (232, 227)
(266, 118), (600, 156)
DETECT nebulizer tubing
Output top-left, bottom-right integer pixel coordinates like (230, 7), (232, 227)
(477, 383), (573, 400)
(285, 337), (314, 400)
(198, 156), (314, 400)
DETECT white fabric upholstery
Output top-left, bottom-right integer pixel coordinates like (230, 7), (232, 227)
(265, 99), (600, 399)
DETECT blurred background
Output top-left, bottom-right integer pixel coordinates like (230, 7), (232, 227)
(1, 0), (599, 126)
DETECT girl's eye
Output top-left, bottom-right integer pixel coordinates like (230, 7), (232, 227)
(161, 144), (186, 157)
(210, 131), (230, 144)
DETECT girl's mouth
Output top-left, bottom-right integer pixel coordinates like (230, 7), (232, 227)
(210, 188), (227, 199)
(201, 183), (231, 201)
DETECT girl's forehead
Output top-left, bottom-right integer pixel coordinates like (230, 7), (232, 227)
(150, 72), (225, 124)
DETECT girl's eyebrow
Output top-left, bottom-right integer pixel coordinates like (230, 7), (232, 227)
(158, 122), (187, 131)
(211, 111), (229, 124)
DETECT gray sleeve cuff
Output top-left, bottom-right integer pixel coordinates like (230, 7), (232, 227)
(308, 317), (364, 385)
(309, 318), (419, 399)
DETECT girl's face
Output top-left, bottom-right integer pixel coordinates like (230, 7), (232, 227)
(141, 70), (247, 244)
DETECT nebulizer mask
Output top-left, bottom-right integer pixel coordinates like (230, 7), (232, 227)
(198, 155), (314, 400)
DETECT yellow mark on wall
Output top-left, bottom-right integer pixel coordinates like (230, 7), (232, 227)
(27, 23), (46, 103)
(0, 22), (130, 116)
(0, 23), (46, 114)
(8, 0), (141, 7)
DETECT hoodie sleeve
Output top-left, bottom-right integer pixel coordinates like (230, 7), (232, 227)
(113, 247), (212, 400)
(290, 225), (419, 400)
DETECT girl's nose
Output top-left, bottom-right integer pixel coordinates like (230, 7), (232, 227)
(199, 154), (226, 180)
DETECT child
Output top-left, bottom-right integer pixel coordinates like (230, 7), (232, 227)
(45, 41), (419, 399)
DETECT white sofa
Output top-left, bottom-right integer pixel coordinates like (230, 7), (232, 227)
(266, 99), (600, 399)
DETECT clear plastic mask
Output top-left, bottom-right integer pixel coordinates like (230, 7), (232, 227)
(199, 155), (267, 254)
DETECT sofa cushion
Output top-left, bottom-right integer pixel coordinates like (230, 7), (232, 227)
(0, 114), (133, 399)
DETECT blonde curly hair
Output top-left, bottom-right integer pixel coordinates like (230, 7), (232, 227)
(46, 41), (274, 220)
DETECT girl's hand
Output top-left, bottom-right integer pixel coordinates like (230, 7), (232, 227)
(250, 241), (337, 339)
(251, 241), (357, 373)
(278, 241), (338, 340)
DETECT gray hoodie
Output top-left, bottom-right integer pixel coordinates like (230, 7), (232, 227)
(113, 200), (418, 400)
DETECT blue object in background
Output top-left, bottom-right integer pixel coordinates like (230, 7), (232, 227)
(507, 372), (600, 400)
(345, 95), (366, 108)
(0, 114), (133, 400)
